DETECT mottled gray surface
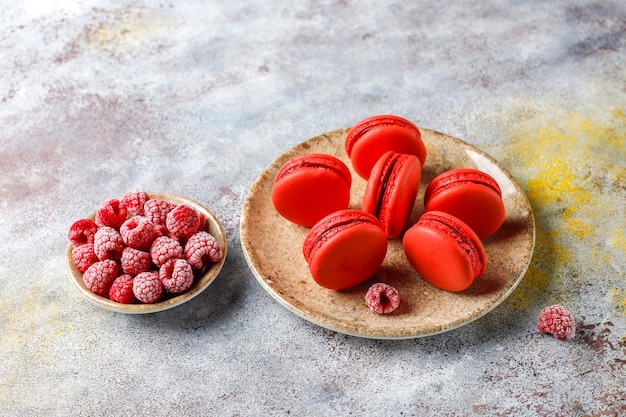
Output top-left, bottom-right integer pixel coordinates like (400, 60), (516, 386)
(1, 1), (625, 416)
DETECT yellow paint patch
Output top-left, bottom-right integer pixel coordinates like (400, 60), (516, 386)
(502, 107), (625, 311)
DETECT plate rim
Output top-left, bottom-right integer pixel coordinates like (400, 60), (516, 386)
(66, 192), (228, 314)
(240, 127), (535, 339)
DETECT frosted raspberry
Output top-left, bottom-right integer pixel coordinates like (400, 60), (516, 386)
(83, 259), (119, 297)
(120, 216), (158, 250)
(133, 271), (163, 304)
(95, 198), (128, 229)
(150, 236), (183, 267)
(538, 305), (576, 340)
(109, 274), (137, 304)
(120, 246), (152, 276)
(121, 189), (150, 217)
(159, 258), (194, 293)
(68, 218), (98, 247)
(72, 243), (98, 273)
(365, 283), (401, 314)
(184, 231), (223, 270)
(144, 199), (176, 226)
(166, 204), (202, 239)
(93, 226), (125, 261)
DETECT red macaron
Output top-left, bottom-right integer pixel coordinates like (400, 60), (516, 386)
(271, 153), (352, 227)
(345, 115), (427, 179)
(402, 211), (487, 292)
(303, 209), (388, 290)
(423, 168), (505, 238)
(362, 151), (422, 238)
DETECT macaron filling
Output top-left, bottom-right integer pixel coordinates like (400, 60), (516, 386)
(375, 156), (399, 217)
(424, 172), (501, 202)
(419, 214), (484, 278)
(276, 159), (351, 186)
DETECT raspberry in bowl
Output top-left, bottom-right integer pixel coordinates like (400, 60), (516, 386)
(66, 191), (227, 314)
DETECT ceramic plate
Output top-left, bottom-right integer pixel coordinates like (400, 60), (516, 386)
(240, 128), (534, 339)
(67, 193), (227, 314)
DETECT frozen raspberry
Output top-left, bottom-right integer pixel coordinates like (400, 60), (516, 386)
(120, 216), (158, 250)
(68, 218), (98, 247)
(133, 271), (163, 304)
(150, 236), (183, 267)
(95, 198), (128, 229)
(538, 305), (576, 340)
(159, 258), (194, 293)
(144, 199), (176, 226)
(93, 226), (125, 261)
(109, 274), (137, 304)
(83, 259), (119, 297)
(121, 189), (150, 217)
(166, 204), (202, 240)
(120, 247), (152, 276)
(184, 231), (223, 269)
(72, 243), (99, 273)
(365, 283), (401, 314)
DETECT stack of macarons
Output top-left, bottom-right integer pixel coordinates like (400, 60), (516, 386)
(271, 114), (506, 296)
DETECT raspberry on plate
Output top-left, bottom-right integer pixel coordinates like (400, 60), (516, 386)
(109, 274), (137, 304)
(144, 199), (176, 226)
(166, 204), (202, 240)
(72, 243), (99, 273)
(365, 283), (401, 314)
(93, 226), (125, 261)
(120, 216), (158, 250)
(121, 189), (150, 217)
(83, 259), (119, 297)
(150, 235), (183, 267)
(133, 271), (163, 304)
(538, 305), (576, 340)
(68, 219), (99, 247)
(184, 231), (223, 270)
(120, 246), (151, 276)
(95, 198), (128, 229)
(160, 258), (194, 293)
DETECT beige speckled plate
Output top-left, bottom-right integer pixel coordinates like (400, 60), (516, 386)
(240, 128), (534, 339)
(66, 193), (227, 314)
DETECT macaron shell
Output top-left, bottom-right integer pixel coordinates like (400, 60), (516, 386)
(424, 169), (505, 238)
(303, 210), (388, 290)
(363, 152), (421, 238)
(271, 154), (351, 227)
(346, 115), (426, 179)
(402, 211), (487, 292)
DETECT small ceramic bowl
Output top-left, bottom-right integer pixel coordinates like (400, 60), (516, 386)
(66, 193), (227, 314)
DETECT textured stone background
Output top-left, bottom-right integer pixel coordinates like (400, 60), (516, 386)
(1, 1), (624, 416)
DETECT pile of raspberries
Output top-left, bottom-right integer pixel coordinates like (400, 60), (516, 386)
(68, 190), (223, 304)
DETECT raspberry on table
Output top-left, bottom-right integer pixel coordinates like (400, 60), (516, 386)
(538, 305), (576, 340)
(109, 274), (137, 304)
(72, 243), (99, 273)
(120, 246), (152, 276)
(365, 283), (401, 314)
(68, 219), (98, 247)
(159, 258), (194, 293)
(133, 271), (163, 304)
(121, 189), (150, 217)
(83, 259), (119, 297)
(150, 235), (183, 267)
(93, 226), (125, 261)
(144, 199), (176, 226)
(120, 216), (158, 250)
(184, 231), (223, 270)
(166, 204), (202, 240)
(95, 198), (128, 229)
